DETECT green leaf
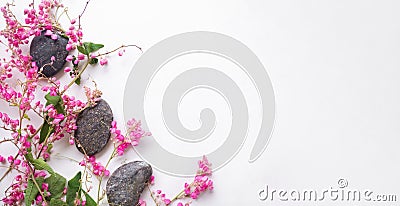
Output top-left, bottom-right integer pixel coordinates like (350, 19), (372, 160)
(23, 113), (31, 121)
(45, 93), (65, 114)
(82, 190), (97, 206)
(77, 46), (88, 55)
(26, 153), (54, 174)
(25, 153), (34, 162)
(47, 143), (53, 153)
(39, 121), (53, 144)
(75, 76), (81, 85)
(25, 177), (45, 206)
(24, 178), (35, 206)
(54, 103), (65, 115)
(66, 172), (82, 206)
(31, 158), (55, 175)
(45, 94), (62, 106)
(83, 42), (104, 53)
(45, 173), (67, 200)
(88, 58), (98, 65)
(50, 198), (68, 206)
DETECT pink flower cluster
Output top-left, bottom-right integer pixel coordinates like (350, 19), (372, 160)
(0, 112), (19, 131)
(64, 18), (82, 52)
(65, 53), (85, 68)
(2, 175), (25, 205)
(151, 189), (172, 205)
(1, 160), (48, 205)
(79, 156), (110, 177)
(83, 86), (102, 106)
(23, 1), (63, 36)
(62, 94), (86, 134)
(110, 118), (151, 156)
(150, 156), (213, 206)
(183, 156), (214, 199)
(41, 77), (60, 96)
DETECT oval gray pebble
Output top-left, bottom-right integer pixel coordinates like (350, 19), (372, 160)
(106, 161), (153, 206)
(74, 99), (113, 156)
(30, 31), (69, 77)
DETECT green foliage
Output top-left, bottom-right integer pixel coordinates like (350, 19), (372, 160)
(83, 42), (104, 54)
(88, 58), (98, 65)
(82, 190), (97, 206)
(24, 177), (44, 206)
(77, 42), (104, 55)
(75, 76), (81, 85)
(66, 172), (82, 206)
(39, 121), (53, 144)
(45, 173), (67, 200)
(77, 46), (88, 55)
(25, 153), (54, 175)
(45, 93), (65, 114)
(49, 199), (68, 206)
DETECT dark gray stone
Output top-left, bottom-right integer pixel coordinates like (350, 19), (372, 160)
(106, 161), (153, 206)
(74, 99), (113, 156)
(30, 31), (69, 77)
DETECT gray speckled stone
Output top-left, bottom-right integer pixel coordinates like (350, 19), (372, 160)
(106, 161), (153, 206)
(74, 99), (113, 156)
(30, 31), (69, 77)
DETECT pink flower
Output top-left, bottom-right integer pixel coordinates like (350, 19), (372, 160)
(139, 199), (146, 206)
(164, 199), (171, 204)
(110, 118), (151, 156)
(7, 155), (13, 163)
(78, 54), (85, 60)
(64, 67), (71, 73)
(66, 43), (73, 51)
(99, 58), (108, 66)
(150, 175), (155, 184)
(51, 34), (58, 40)
(44, 30), (52, 36)
(41, 183), (49, 191)
(13, 159), (21, 165)
(66, 55), (73, 62)
(118, 49), (125, 56)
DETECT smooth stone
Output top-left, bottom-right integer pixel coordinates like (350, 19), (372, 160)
(30, 31), (69, 77)
(74, 99), (113, 156)
(106, 161), (153, 206)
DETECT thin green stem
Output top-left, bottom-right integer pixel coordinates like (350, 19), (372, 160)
(61, 59), (90, 95)
(96, 147), (117, 204)
(0, 153), (19, 182)
(96, 44), (142, 57)
(169, 182), (195, 205)
(147, 184), (160, 206)
(36, 126), (53, 159)
(0, 166), (25, 175)
(30, 173), (47, 205)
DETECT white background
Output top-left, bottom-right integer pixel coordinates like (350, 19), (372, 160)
(1, 0), (400, 205)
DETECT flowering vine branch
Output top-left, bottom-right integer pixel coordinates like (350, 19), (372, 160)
(0, 1), (214, 206)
